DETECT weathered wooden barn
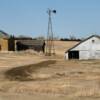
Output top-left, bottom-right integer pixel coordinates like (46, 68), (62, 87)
(0, 30), (15, 51)
(15, 39), (45, 53)
(65, 35), (100, 60)
(0, 30), (45, 53)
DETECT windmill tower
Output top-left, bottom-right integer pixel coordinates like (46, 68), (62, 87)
(45, 9), (56, 56)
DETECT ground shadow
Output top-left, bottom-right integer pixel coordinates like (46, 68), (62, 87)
(5, 60), (56, 81)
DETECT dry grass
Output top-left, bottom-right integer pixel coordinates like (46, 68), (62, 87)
(5, 60), (56, 81)
(2, 59), (100, 99)
(0, 41), (100, 100)
(54, 41), (79, 56)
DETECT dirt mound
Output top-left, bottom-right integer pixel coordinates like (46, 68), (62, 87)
(5, 60), (56, 81)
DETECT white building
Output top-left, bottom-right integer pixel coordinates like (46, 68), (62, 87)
(65, 35), (100, 60)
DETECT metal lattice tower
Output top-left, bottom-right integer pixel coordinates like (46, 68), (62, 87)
(45, 9), (56, 56)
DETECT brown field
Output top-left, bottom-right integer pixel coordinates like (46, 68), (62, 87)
(0, 41), (100, 100)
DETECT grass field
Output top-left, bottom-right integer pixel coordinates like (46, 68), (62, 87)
(0, 41), (100, 100)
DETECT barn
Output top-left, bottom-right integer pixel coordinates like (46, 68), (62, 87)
(0, 30), (45, 53)
(15, 39), (45, 53)
(0, 30), (15, 51)
(65, 35), (100, 60)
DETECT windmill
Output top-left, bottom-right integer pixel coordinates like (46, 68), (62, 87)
(45, 9), (56, 56)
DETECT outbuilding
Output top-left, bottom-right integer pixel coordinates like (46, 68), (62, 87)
(65, 35), (100, 60)
(15, 39), (45, 53)
(0, 30), (15, 51)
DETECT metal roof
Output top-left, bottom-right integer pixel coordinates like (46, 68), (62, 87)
(17, 40), (45, 46)
(0, 30), (9, 39)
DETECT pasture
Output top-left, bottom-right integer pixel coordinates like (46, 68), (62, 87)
(0, 41), (99, 100)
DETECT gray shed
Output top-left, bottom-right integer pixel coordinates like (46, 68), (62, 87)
(16, 39), (45, 53)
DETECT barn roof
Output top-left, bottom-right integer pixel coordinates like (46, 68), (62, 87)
(0, 30), (9, 39)
(65, 35), (100, 53)
(17, 39), (45, 46)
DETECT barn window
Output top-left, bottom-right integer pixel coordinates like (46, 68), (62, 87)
(92, 40), (95, 43)
(0, 45), (1, 51)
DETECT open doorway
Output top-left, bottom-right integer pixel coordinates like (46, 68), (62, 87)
(0, 45), (1, 51)
(68, 51), (79, 59)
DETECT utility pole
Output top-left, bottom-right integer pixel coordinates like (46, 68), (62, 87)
(45, 9), (56, 56)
